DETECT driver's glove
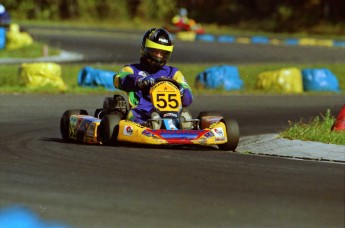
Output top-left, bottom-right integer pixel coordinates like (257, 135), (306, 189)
(136, 76), (155, 89)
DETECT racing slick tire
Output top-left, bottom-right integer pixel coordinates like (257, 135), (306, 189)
(197, 111), (222, 129)
(218, 117), (240, 151)
(99, 113), (121, 146)
(60, 109), (88, 142)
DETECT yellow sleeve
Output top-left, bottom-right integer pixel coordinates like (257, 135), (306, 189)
(172, 71), (192, 90)
(113, 66), (134, 89)
(172, 15), (180, 24)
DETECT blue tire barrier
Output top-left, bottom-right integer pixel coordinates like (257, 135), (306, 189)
(0, 205), (72, 228)
(195, 65), (244, 91)
(333, 40), (345, 47)
(217, 35), (235, 43)
(196, 34), (215, 42)
(78, 66), (117, 91)
(0, 27), (5, 49)
(302, 68), (340, 92)
(176, 30), (345, 49)
(251, 36), (269, 44)
(284, 38), (299, 46)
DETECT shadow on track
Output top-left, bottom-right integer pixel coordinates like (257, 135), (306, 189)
(40, 137), (219, 151)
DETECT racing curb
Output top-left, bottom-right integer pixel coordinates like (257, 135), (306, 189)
(236, 134), (345, 163)
(0, 50), (83, 64)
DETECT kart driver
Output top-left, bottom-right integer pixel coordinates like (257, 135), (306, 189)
(113, 28), (193, 126)
(0, 4), (11, 29)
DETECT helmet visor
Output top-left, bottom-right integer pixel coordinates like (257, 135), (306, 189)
(145, 48), (171, 63)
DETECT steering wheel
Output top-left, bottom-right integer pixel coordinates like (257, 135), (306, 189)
(142, 77), (181, 102)
(155, 77), (181, 90)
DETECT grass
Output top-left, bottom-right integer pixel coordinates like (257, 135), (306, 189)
(0, 41), (60, 58)
(1, 58), (345, 94)
(0, 61), (344, 94)
(279, 109), (345, 145)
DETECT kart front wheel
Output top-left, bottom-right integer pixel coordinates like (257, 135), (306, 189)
(99, 114), (121, 145)
(60, 109), (88, 142)
(218, 117), (239, 151)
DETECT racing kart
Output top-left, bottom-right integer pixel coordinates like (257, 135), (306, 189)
(60, 78), (239, 151)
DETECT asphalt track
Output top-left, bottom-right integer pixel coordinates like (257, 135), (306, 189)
(0, 26), (344, 227)
(23, 25), (345, 64)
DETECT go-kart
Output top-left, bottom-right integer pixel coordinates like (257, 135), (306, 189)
(60, 78), (239, 151)
(164, 24), (205, 35)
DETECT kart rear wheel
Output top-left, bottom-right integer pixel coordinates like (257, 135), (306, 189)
(197, 111), (222, 129)
(60, 109), (88, 142)
(99, 114), (121, 145)
(218, 117), (239, 151)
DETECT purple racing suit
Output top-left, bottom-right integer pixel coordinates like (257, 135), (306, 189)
(114, 63), (193, 124)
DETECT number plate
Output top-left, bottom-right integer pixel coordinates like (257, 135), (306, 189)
(151, 81), (182, 112)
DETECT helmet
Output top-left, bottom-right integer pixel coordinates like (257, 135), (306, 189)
(179, 8), (188, 17)
(141, 28), (174, 72)
(0, 4), (5, 14)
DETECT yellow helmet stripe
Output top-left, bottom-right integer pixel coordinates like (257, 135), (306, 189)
(145, 38), (173, 52)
